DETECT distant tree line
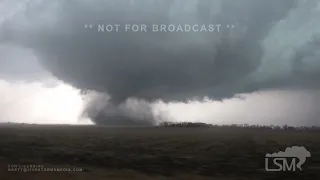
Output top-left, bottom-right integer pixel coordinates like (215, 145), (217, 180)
(157, 121), (320, 132)
(3, 122), (320, 132)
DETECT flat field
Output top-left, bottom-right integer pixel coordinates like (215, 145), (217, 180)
(0, 124), (319, 180)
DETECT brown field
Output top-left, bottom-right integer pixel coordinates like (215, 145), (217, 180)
(0, 124), (319, 180)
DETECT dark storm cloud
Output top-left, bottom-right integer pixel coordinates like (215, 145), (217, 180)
(1, 0), (320, 125)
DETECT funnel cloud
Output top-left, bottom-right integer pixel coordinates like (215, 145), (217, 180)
(1, 0), (320, 125)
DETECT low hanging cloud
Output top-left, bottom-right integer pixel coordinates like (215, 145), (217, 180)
(1, 0), (320, 125)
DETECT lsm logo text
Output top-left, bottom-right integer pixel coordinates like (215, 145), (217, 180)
(265, 146), (311, 172)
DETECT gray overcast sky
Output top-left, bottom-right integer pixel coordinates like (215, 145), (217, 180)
(0, 0), (319, 126)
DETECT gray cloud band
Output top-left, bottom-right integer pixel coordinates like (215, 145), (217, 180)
(1, 0), (320, 125)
